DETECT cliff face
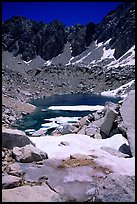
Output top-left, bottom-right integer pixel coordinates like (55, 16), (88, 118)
(95, 2), (135, 59)
(2, 18), (67, 61)
(2, 2), (135, 62)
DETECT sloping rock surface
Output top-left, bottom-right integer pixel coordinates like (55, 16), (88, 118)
(96, 173), (135, 202)
(120, 90), (135, 156)
(2, 175), (22, 189)
(2, 185), (62, 202)
(2, 127), (35, 149)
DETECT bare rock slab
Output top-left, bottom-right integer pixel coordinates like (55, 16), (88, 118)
(96, 173), (135, 202)
(2, 175), (22, 189)
(2, 185), (61, 202)
(120, 90), (135, 156)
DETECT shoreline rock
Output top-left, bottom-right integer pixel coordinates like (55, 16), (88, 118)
(2, 127), (35, 149)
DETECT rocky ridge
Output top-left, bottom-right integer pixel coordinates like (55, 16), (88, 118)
(2, 2), (135, 62)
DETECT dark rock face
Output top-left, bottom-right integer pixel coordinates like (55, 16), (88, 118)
(2, 2), (135, 61)
(2, 17), (67, 61)
(2, 16), (39, 61)
(96, 2), (135, 59)
(35, 20), (67, 60)
(66, 22), (96, 56)
(66, 24), (87, 56)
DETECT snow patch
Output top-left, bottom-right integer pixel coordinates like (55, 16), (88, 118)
(23, 60), (32, 64)
(28, 133), (135, 176)
(101, 80), (135, 98)
(44, 60), (52, 66)
(95, 40), (103, 47)
(73, 52), (91, 64)
(103, 38), (112, 45)
(44, 116), (81, 125)
(66, 57), (74, 65)
(41, 121), (60, 129)
(48, 105), (104, 111)
(105, 45), (135, 68)
(100, 47), (115, 60)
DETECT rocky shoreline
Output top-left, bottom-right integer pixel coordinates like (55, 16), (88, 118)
(2, 84), (135, 201)
(2, 44), (135, 202)
(2, 53), (135, 201)
(2, 59), (135, 128)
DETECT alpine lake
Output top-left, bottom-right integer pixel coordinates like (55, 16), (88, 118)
(13, 93), (121, 135)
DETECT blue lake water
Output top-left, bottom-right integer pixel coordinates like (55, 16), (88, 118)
(14, 93), (121, 133)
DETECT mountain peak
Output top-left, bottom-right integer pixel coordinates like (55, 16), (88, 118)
(2, 2), (135, 62)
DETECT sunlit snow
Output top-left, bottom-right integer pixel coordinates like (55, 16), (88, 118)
(44, 116), (81, 124)
(44, 60), (52, 66)
(23, 60), (32, 64)
(105, 45), (135, 68)
(48, 105), (104, 111)
(101, 80), (135, 98)
(29, 133), (135, 176)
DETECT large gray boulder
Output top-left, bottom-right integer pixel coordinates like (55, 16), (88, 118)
(100, 146), (130, 158)
(78, 115), (91, 127)
(2, 127), (35, 149)
(61, 124), (76, 135)
(85, 124), (99, 137)
(2, 185), (62, 202)
(12, 144), (48, 163)
(120, 90), (135, 156)
(100, 107), (118, 136)
(96, 173), (135, 202)
(77, 125), (87, 134)
(85, 104), (118, 138)
(2, 175), (22, 189)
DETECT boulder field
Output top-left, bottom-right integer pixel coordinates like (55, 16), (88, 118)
(2, 90), (135, 202)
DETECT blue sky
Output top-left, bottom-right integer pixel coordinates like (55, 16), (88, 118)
(2, 2), (122, 26)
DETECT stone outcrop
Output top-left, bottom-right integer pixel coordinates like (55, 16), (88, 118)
(100, 107), (118, 136)
(12, 144), (48, 163)
(96, 2), (135, 59)
(120, 90), (135, 156)
(72, 101), (120, 139)
(2, 17), (66, 61)
(96, 173), (135, 202)
(2, 127), (35, 149)
(2, 185), (62, 202)
(2, 175), (22, 189)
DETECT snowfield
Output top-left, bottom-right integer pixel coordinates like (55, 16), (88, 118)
(29, 133), (135, 176)
(101, 80), (135, 98)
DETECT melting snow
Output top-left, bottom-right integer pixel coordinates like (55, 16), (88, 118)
(73, 52), (92, 64)
(23, 60), (32, 64)
(105, 45), (135, 68)
(44, 116), (81, 125)
(101, 80), (135, 98)
(44, 60), (52, 66)
(28, 133), (135, 176)
(48, 105), (104, 111)
(66, 57), (74, 65)
(100, 47), (115, 60)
